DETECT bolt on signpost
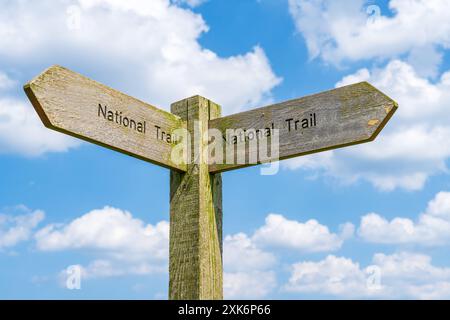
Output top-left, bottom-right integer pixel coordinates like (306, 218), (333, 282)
(24, 65), (398, 300)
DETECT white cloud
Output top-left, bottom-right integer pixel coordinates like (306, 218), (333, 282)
(222, 213), (352, 298)
(0, 0), (280, 157)
(286, 0), (450, 191)
(223, 232), (277, 299)
(284, 60), (450, 191)
(358, 191), (450, 245)
(285, 252), (450, 299)
(289, 0), (450, 76)
(60, 258), (165, 281)
(224, 271), (277, 299)
(33, 209), (350, 296)
(36, 206), (170, 279)
(216, 213), (352, 298)
(221, 213), (353, 298)
(285, 255), (370, 297)
(35, 206), (169, 266)
(407, 44), (443, 79)
(0, 99), (81, 156)
(171, 0), (207, 7)
(0, 0), (280, 110)
(77, 260), (125, 279)
(27, 204), (450, 299)
(252, 214), (353, 252)
(372, 252), (450, 299)
(0, 72), (15, 91)
(13, 202), (450, 299)
(224, 233), (276, 272)
(0, 206), (45, 250)
(38, 207), (283, 294)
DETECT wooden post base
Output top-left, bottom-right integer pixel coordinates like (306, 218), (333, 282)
(169, 96), (223, 300)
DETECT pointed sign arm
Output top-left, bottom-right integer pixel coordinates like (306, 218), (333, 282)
(208, 82), (398, 173)
(24, 65), (187, 172)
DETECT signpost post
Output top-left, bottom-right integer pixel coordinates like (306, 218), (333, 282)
(24, 65), (398, 300)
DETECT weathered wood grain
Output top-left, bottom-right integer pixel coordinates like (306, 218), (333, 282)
(209, 82), (398, 173)
(23, 65), (398, 301)
(24, 65), (186, 171)
(169, 96), (223, 300)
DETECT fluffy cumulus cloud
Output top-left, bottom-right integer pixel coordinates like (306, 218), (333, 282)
(284, 59), (450, 191)
(222, 214), (353, 298)
(171, 0), (207, 7)
(252, 214), (354, 252)
(0, 0), (280, 157)
(285, 255), (371, 297)
(1, 68), (79, 156)
(35, 206), (169, 276)
(62, 258), (164, 281)
(224, 271), (277, 299)
(223, 233), (277, 299)
(24, 202), (450, 299)
(0, 72), (15, 91)
(224, 233), (276, 272)
(0, 98), (81, 156)
(359, 191), (450, 245)
(285, 0), (450, 191)
(9, 203), (450, 299)
(31, 207), (350, 295)
(289, 0), (450, 75)
(285, 252), (450, 299)
(0, 206), (45, 250)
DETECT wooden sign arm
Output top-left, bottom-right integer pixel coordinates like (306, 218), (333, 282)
(208, 82), (398, 173)
(23, 65), (187, 172)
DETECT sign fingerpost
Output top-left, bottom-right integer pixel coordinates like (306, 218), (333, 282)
(24, 65), (398, 300)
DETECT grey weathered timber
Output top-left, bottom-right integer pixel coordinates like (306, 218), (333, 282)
(209, 82), (398, 173)
(169, 96), (223, 300)
(23, 65), (398, 301)
(24, 65), (186, 171)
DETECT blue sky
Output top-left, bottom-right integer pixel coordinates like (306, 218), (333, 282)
(1, 0), (450, 299)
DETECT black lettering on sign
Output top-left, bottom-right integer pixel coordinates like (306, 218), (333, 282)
(155, 125), (181, 145)
(285, 113), (317, 132)
(98, 104), (146, 134)
(223, 112), (318, 145)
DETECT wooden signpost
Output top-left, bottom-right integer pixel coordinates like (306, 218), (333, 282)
(209, 82), (397, 173)
(24, 65), (398, 300)
(24, 66), (186, 171)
